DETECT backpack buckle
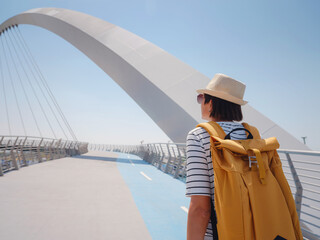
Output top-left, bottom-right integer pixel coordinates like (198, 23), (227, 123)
(249, 156), (258, 168)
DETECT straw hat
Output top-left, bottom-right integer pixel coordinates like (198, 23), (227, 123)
(197, 73), (248, 105)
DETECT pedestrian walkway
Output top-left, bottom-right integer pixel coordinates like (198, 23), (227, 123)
(116, 152), (189, 240)
(0, 151), (189, 240)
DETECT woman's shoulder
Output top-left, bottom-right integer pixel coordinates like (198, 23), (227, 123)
(188, 126), (210, 137)
(187, 127), (211, 146)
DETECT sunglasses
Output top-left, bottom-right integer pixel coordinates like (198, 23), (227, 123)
(197, 94), (204, 104)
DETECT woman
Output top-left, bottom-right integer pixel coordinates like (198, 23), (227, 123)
(186, 73), (248, 240)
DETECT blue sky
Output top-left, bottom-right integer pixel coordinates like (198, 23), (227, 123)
(0, 0), (319, 150)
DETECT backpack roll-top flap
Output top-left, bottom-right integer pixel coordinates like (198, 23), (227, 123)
(210, 136), (280, 184)
(211, 136), (280, 154)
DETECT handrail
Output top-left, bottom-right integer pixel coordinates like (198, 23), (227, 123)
(88, 143), (320, 240)
(278, 149), (320, 156)
(0, 135), (61, 140)
(0, 135), (88, 176)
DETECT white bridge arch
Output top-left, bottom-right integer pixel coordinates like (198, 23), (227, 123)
(0, 8), (307, 149)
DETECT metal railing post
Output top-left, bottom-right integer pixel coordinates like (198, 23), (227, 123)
(69, 141), (73, 156)
(48, 140), (55, 160)
(285, 152), (303, 219)
(170, 145), (179, 176)
(149, 144), (156, 165)
(76, 142), (80, 155)
(37, 139), (44, 163)
(75, 142), (79, 155)
(180, 147), (187, 178)
(16, 138), (23, 166)
(78, 142), (82, 155)
(68, 142), (72, 156)
(11, 137), (19, 170)
(54, 139), (61, 159)
(158, 144), (166, 170)
(72, 142), (77, 155)
(62, 141), (68, 157)
(69, 142), (74, 156)
(30, 140), (35, 164)
(154, 144), (162, 166)
(84, 143), (89, 154)
(0, 162), (3, 177)
(65, 141), (70, 156)
(3, 139), (10, 170)
(164, 144), (172, 174)
(56, 139), (62, 159)
(174, 146), (183, 178)
(43, 141), (49, 160)
(145, 144), (152, 162)
(21, 137), (27, 166)
(0, 136), (4, 176)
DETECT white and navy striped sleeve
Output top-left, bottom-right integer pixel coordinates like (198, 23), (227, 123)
(185, 129), (211, 197)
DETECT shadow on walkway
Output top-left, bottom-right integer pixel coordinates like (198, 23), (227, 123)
(76, 154), (150, 165)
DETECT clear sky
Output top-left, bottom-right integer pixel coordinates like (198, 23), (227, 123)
(0, 0), (319, 150)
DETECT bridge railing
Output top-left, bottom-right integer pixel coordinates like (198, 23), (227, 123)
(89, 143), (320, 240)
(277, 149), (320, 240)
(0, 136), (88, 176)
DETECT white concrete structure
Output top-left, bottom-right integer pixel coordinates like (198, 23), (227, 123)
(0, 8), (308, 149)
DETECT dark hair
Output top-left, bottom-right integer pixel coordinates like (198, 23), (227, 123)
(204, 94), (243, 121)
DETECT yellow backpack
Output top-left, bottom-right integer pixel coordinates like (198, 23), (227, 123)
(197, 121), (303, 240)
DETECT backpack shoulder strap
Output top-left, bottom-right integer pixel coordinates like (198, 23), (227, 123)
(242, 122), (261, 139)
(196, 121), (226, 138)
(196, 121), (221, 237)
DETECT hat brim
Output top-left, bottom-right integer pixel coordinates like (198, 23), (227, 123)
(197, 89), (248, 106)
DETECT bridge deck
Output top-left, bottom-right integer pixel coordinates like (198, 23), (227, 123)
(0, 151), (152, 240)
(0, 151), (189, 240)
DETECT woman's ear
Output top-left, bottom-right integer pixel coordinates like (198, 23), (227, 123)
(209, 100), (213, 112)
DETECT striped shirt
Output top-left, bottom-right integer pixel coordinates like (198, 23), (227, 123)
(186, 122), (247, 240)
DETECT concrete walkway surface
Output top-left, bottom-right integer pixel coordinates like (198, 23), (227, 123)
(0, 151), (152, 240)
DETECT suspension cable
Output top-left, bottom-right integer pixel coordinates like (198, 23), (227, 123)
(15, 26), (77, 141)
(8, 27), (69, 140)
(5, 29), (43, 137)
(4, 29), (57, 139)
(0, 32), (12, 136)
(15, 26), (78, 141)
(1, 31), (27, 136)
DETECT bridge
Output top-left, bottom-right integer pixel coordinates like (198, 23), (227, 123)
(0, 8), (319, 240)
